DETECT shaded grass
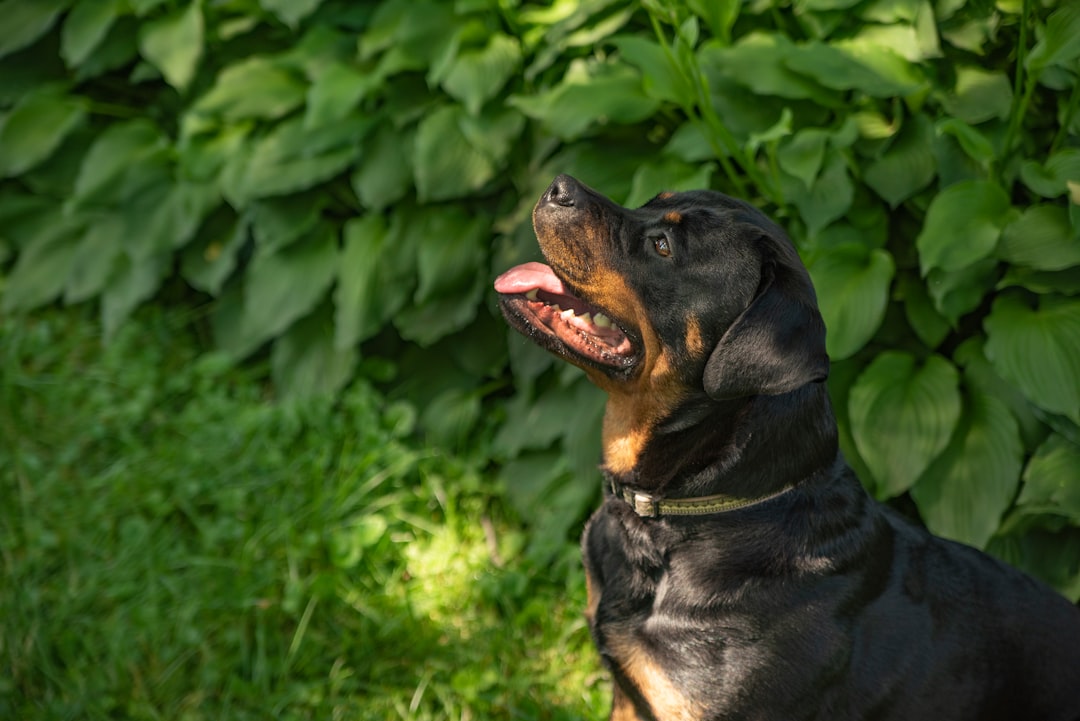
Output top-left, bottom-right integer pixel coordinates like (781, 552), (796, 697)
(0, 308), (605, 720)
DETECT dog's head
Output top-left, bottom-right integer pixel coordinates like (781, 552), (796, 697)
(496, 175), (829, 475)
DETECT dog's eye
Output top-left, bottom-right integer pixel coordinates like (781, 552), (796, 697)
(653, 235), (672, 257)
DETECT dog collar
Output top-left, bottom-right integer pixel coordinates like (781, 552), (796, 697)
(609, 479), (795, 518)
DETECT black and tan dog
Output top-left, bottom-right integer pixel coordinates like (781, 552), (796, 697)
(494, 175), (1080, 721)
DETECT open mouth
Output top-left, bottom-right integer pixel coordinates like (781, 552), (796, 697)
(495, 262), (636, 369)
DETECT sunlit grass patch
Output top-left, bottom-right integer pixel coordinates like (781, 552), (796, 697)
(0, 308), (604, 720)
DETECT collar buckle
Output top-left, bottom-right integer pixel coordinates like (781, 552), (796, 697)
(632, 491), (660, 518)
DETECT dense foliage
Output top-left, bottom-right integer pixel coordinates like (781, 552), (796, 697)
(1, 0), (1078, 597)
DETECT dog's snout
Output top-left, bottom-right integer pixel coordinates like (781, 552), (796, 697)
(542, 174), (582, 208)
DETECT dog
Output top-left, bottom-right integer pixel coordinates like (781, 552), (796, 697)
(494, 174), (1080, 721)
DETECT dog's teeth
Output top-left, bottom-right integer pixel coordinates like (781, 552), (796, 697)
(580, 312), (592, 324)
(593, 313), (612, 328)
(552, 303), (562, 312)
(561, 308), (576, 319)
(525, 289), (538, 301)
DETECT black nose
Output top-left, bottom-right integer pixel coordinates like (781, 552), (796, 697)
(541, 174), (582, 208)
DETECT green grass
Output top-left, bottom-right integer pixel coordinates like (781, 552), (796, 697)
(0, 308), (605, 720)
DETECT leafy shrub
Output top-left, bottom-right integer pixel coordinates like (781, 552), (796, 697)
(0, 0), (1078, 594)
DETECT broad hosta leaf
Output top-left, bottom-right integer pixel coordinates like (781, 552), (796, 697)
(925, 259), (997, 326)
(221, 116), (364, 205)
(700, 32), (828, 101)
(101, 252), (170, 339)
(413, 105), (522, 202)
(0, 0), (70, 60)
(509, 59), (660, 140)
(778, 128), (829, 190)
(941, 67), (1012, 124)
(1, 218), (83, 312)
(623, 157), (714, 208)
(260, 0), (325, 29)
(412, 209), (488, 304)
(193, 56), (306, 121)
(997, 205), (1080, 271)
(863, 114), (936, 207)
(849, 352), (962, 498)
(251, 193), (324, 253)
(61, 0), (122, 67)
(394, 276), (483, 346)
(1019, 149), (1080, 199)
(63, 213), (124, 303)
(786, 40), (923, 98)
(1017, 434), (1080, 521)
(305, 62), (377, 128)
(442, 33), (522, 116)
(911, 389), (1022, 549)
(180, 209), (248, 296)
(953, 337), (1046, 451)
(70, 119), (167, 206)
(351, 123), (413, 210)
(808, 243), (895, 359)
(0, 88), (86, 177)
(271, 308), (356, 400)
(335, 213), (414, 349)
(612, 35), (693, 105)
(1025, 3), (1080, 74)
(936, 118), (994, 167)
(916, 180), (1014, 275)
(899, 274), (950, 349)
(137, 2), (203, 91)
(984, 294), (1080, 425)
(239, 224), (339, 355)
(788, 153), (853, 235)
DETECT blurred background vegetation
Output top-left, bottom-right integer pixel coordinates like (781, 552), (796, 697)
(1, 0), (1079, 718)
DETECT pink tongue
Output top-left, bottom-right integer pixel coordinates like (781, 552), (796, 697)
(494, 262), (567, 295)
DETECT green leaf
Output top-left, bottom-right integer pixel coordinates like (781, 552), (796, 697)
(63, 213), (125, 303)
(61, 0), (122, 67)
(412, 209), (488, 305)
(916, 180), (1014, 275)
(0, 0), (70, 61)
(251, 193), (324, 254)
(778, 128), (829, 190)
(787, 153), (853, 236)
(0, 88), (86, 177)
(849, 352), (962, 498)
(911, 389), (1022, 548)
(442, 33), (522, 116)
(260, 0), (325, 29)
(863, 114), (936, 207)
(394, 277), (483, 347)
(508, 59), (660, 140)
(1026, 3), (1080, 74)
(420, 387), (483, 448)
(412, 104), (518, 202)
(687, 0), (738, 42)
(899, 273), (951, 348)
(1019, 149), (1080, 199)
(808, 244), (895, 359)
(271, 308), (356, 400)
(1017, 434), (1080, 520)
(221, 116), (364, 205)
(612, 35), (693, 105)
(1, 218), (83, 312)
(786, 39), (924, 98)
(239, 224), (339, 355)
(179, 209), (248, 296)
(137, 2), (203, 91)
(70, 119), (167, 206)
(925, 259), (998, 326)
(623, 157), (714, 208)
(101, 252), (169, 339)
(335, 215), (391, 348)
(997, 205), (1080, 271)
(351, 123), (413, 210)
(941, 67), (1012, 124)
(700, 32), (828, 101)
(936, 118), (994, 167)
(304, 62), (377, 128)
(983, 294), (1080, 425)
(193, 57), (306, 121)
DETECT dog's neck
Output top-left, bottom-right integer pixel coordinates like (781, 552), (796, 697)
(601, 382), (838, 500)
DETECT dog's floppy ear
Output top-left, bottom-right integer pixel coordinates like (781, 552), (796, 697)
(703, 258), (829, 400)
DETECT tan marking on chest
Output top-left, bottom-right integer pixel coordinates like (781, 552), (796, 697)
(608, 635), (703, 721)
